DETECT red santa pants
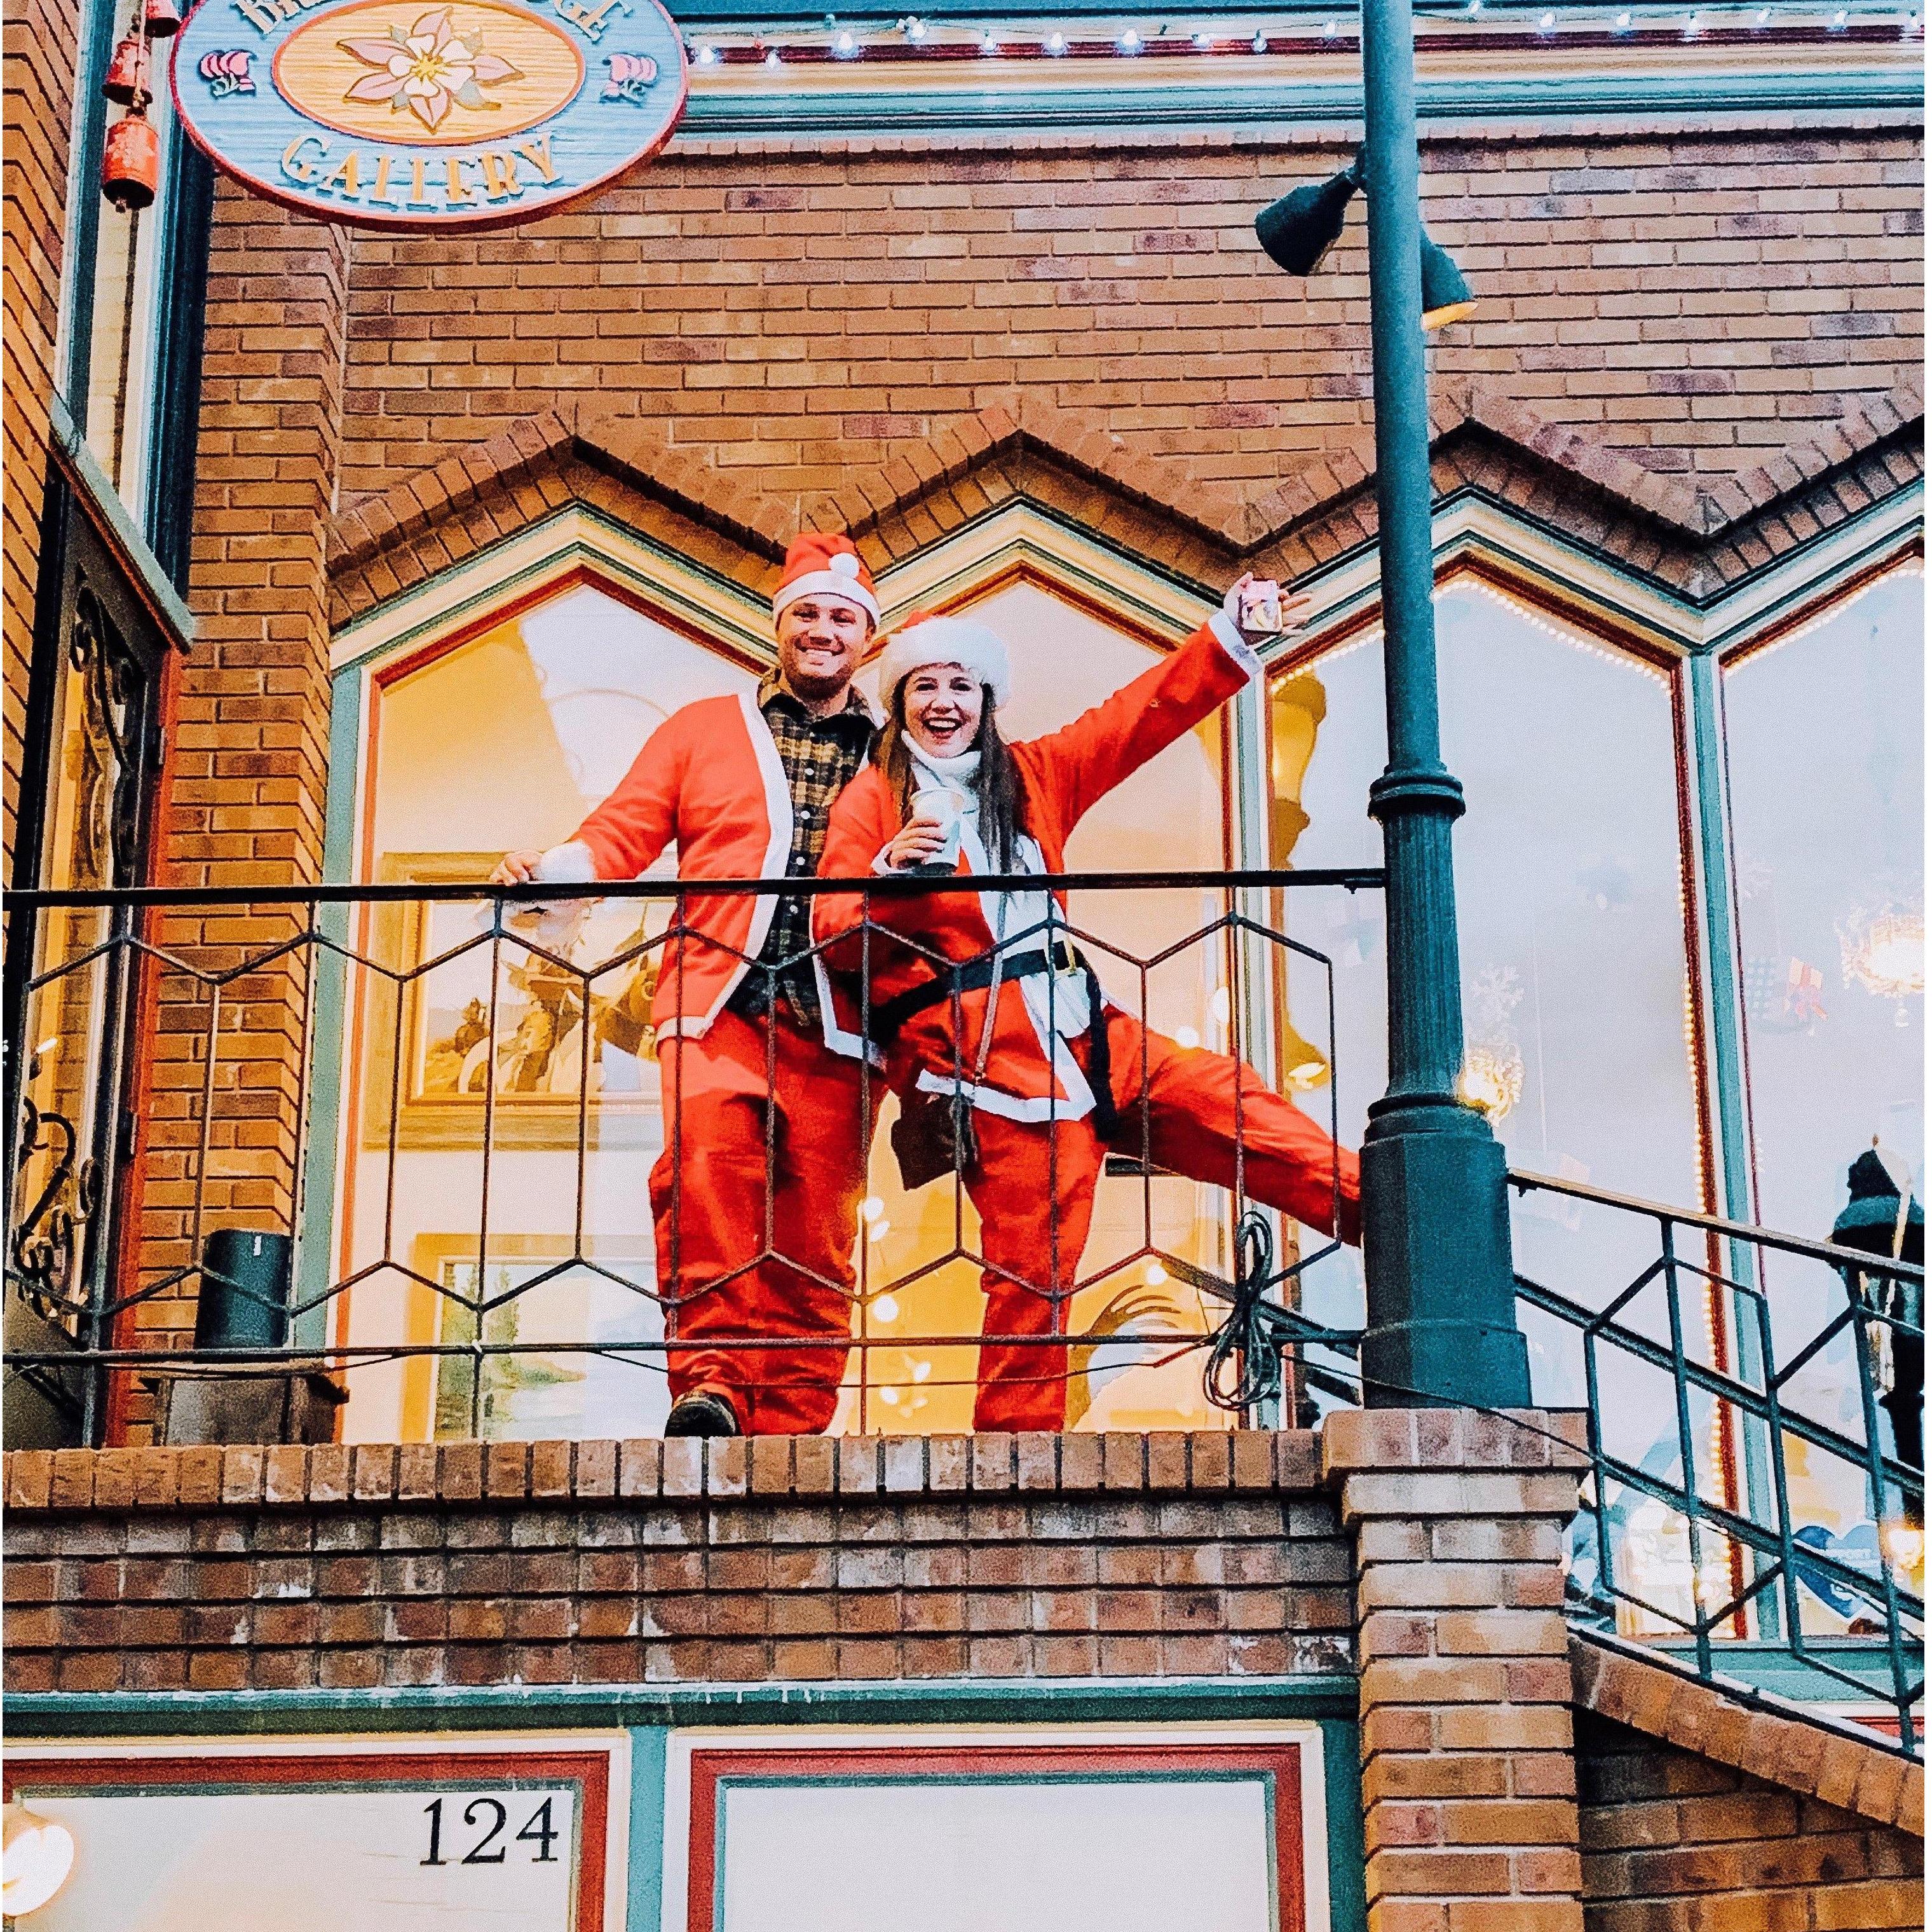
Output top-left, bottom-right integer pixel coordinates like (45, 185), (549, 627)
(650, 1010), (869, 1434)
(960, 1009), (1362, 1434)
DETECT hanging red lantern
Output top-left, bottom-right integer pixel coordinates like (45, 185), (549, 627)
(142, 0), (182, 33)
(102, 109), (159, 212)
(102, 33), (151, 106)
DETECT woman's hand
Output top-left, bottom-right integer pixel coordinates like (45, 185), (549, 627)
(1224, 572), (1315, 644)
(490, 849), (543, 886)
(883, 815), (948, 871)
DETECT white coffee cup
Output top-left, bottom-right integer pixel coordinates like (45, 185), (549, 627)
(909, 784), (967, 869)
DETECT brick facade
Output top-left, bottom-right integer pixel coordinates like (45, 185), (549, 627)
(1326, 1408), (1590, 1932)
(1577, 1714), (1923, 1930)
(2, 1429), (1351, 1693)
(1, 0), (81, 868)
(136, 186), (355, 1383)
(337, 126), (1923, 509)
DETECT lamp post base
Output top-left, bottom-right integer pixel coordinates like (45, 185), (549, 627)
(1359, 1112), (1533, 1410)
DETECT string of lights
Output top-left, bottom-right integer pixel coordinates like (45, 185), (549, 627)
(683, 2), (1921, 64)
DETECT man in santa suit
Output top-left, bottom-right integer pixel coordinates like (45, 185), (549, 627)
(493, 534), (882, 1438)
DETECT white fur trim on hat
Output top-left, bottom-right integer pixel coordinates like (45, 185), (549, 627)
(875, 615), (1012, 710)
(772, 550), (881, 624)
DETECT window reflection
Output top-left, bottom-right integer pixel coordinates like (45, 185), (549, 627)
(1274, 583), (1705, 1396)
(334, 579), (1245, 1439)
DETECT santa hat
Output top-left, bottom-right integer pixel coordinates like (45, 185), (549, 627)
(874, 611), (1012, 711)
(772, 533), (880, 627)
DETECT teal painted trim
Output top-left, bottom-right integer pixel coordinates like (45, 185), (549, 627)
(1687, 650), (1755, 1230)
(292, 664), (365, 1344)
(1319, 1717), (1370, 1932)
(1650, 1640), (1908, 1701)
(46, 393), (196, 649)
(5, 1675), (1361, 1739)
(627, 1727), (668, 1932)
(674, 68), (1922, 137)
(328, 504), (774, 676)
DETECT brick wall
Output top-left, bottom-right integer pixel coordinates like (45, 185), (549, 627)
(134, 184), (353, 1389)
(1, 1429), (1353, 1694)
(1577, 1712), (1924, 1930)
(339, 126), (1924, 510)
(1, 0), (80, 867)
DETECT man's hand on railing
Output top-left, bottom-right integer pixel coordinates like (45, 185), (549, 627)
(490, 850), (545, 887)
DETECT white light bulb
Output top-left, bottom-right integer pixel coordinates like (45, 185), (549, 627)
(1192, 26), (1213, 44)
(1465, 0), (1482, 15)
(1830, 5), (1847, 21)
(1046, 30), (1067, 51)
(904, 13), (927, 39)
(979, 29), (999, 51)
(1145, 1260), (1168, 1286)
(1538, 9), (1555, 25)
(1321, 15), (1338, 32)
(1682, 11), (1699, 32)
(1613, 10), (1631, 27)
(873, 1295), (899, 1323)
(833, 28), (857, 55)
(765, 46), (781, 65)
(912, 1359), (932, 1382)
(879, 1385), (901, 1405)
(867, 1218), (890, 1242)
(1118, 27), (1142, 50)
(861, 1195), (885, 1223)
(1174, 1024), (1201, 1049)
(1251, 29), (1267, 49)
(1210, 986), (1232, 1024)
(693, 40), (717, 63)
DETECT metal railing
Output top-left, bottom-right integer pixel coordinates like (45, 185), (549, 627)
(3, 868), (1374, 1445)
(1508, 1167), (1924, 1759)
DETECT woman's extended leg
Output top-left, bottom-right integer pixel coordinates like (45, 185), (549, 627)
(1105, 1014), (1362, 1244)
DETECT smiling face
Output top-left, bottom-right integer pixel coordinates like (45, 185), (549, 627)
(775, 595), (872, 704)
(900, 663), (986, 761)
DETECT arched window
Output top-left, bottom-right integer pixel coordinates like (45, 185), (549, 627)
(1722, 568), (1924, 1240)
(323, 569), (1255, 1440)
(1272, 580), (1706, 1363)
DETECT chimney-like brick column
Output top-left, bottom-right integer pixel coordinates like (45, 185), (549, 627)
(1324, 1408), (1588, 1932)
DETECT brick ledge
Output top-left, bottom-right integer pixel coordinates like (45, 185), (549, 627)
(1571, 1631), (1924, 1837)
(3, 1430), (1322, 1514)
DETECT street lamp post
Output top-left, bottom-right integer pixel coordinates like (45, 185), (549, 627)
(1356, 0), (1532, 1408)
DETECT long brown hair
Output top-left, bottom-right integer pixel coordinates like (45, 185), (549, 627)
(878, 679), (1026, 872)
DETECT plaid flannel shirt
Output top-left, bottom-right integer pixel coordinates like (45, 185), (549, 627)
(727, 674), (877, 1031)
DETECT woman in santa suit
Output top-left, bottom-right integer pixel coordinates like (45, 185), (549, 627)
(815, 581), (1362, 1433)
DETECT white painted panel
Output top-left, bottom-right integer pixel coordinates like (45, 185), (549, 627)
(25, 1785), (579, 1932)
(716, 1776), (1275, 1932)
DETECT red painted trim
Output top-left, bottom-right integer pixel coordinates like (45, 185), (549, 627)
(1718, 537), (1924, 672)
(4, 1748), (609, 1929)
(362, 560), (768, 697)
(684, 1743), (1305, 1932)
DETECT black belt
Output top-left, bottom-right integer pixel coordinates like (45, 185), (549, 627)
(867, 942), (1119, 1137)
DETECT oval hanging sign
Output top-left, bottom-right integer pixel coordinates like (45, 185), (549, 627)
(170, 0), (688, 231)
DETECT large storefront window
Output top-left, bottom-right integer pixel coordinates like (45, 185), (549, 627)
(1721, 566), (1924, 1578)
(332, 577), (1241, 1440)
(1723, 568), (1924, 1239)
(1274, 583), (1705, 1392)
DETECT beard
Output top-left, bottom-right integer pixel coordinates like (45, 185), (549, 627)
(785, 661), (852, 704)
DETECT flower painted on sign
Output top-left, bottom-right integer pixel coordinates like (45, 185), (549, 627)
(337, 7), (522, 132)
(198, 48), (255, 96)
(602, 52), (660, 102)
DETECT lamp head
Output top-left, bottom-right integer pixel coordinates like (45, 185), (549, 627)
(1420, 229), (1476, 329)
(3, 1799), (76, 1916)
(1254, 158), (1362, 276)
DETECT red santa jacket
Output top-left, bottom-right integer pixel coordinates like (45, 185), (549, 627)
(539, 691), (869, 1056)
(814, 614), (1257, 1120)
